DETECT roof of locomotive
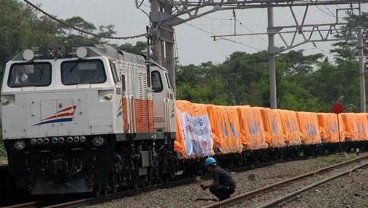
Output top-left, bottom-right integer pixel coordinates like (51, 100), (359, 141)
(9, 44), (146, 66)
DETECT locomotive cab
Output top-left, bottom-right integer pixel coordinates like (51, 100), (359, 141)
(1, 45), (176, 195)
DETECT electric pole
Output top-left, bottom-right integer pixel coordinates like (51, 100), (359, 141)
(149, 0), (176, 90)
(267, 6), (277, 109)
(358, 27), (366, 112)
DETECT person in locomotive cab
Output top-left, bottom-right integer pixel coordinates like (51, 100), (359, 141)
(200, 157), (236, 201)
(12, 65), (28, 84)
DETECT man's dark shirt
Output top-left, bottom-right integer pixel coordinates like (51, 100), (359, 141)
(212, 166), (236, 188)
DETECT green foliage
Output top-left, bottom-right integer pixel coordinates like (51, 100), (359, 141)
(318, 153), (355, 165)
(176, 50), (322, 110)
(331, 12), (368, 63)
(176, 62), (230, 105)
(0, 130), (5, 159)
(176, 46), (365, 112)
(119, 41), (147, 55)
(0, 141), (5, 159)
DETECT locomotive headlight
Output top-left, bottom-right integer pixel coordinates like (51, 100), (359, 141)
(37, 138), (43, 145)
(92, 136), (104, 146)
(76, 47), (88, 59)
(80, 136), (86, 143)
(23, 49), (35, 61)
(14, 140), (26, 151)
(30, 138), (37, 145)
(59, 137), (65, 144)
(67, 137), (74, 143)
(52, 137), (58, 144)
(43, 138), (49, 144)
(74, 136), (80, 143)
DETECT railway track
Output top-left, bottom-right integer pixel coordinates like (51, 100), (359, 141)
(0, 163), (8, 170)
(203, 154), (368, 208)
(2, 177), (196, 208)
(4, 154), (367, 208)
(2, 201), (38, 208)
(43, 178), (195, 208)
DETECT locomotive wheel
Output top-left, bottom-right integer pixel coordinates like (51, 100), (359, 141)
(103, 186), (109, 196)
(94, 186), (101, 197)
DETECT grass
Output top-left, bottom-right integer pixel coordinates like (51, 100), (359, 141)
(0, 125), (7, 162)
(318, 153), (356, 165)
(0, 143), (6, 156)
(0, 136), (7, 162)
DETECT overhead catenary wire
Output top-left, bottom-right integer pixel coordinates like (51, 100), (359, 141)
(311, 42), (331, 57)
(235, 19), (267, 42)
(316, 5), (336, 18)
(23, 0), (147, 40)
(323, 5), (337, 17)
(184, 22), (262, 51)
(141, 1), (262, 51)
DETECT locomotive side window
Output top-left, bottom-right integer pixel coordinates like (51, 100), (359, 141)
(165, 73), (172, 89)
(8, 63), (52, 88)
(121, 74), (126, 92)
(109, 60), (119, 83)
(151, 71), (163, 92)
(61, 59), (106, 85)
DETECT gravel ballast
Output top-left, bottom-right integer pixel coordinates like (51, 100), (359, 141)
(83, 153), (366, 208)
(281, 166), (368, 208)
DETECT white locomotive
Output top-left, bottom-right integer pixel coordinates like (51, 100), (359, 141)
(1, 45), (176, 194)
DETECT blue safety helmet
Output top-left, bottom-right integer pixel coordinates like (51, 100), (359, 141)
(205, 157), (217, 167)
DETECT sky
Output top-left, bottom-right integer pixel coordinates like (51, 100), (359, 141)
(29, 0), (367, 65)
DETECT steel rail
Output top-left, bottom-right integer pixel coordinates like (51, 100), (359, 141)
(258, 162), (368, 208)
(0, 163), (8, 168)
(2, 201), (38, 208)
(203, 154), (368, 208)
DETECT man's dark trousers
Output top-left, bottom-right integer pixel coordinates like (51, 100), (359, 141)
(209, 185), (235, 201)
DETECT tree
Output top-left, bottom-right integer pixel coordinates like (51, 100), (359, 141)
(119, 41), (147, 55)
(176, 62), (230, 105)
(330, 12), (368, 64)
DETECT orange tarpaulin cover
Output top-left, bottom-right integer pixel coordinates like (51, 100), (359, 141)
(317, 113), (340, 143)
(175, 101), (213, 158)
(297, 112), (321, 144)
(225, 106), (243, 153)
(207, 105), (243, 154)
(338, 113), (351, 141)
(339, 113), (360, 141)
(341, 113), (368, 141)
(355, 113), (368, 141)
(175, 99), (368, 157)
(278, 110), (301, 146)
(174, 100), (191, 157)
(259, 108), (286, 148)
(237, 107), (268, 150)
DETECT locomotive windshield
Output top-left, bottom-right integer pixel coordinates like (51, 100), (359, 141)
(8, 63), (52, 88)
(61, 59), (106, 85)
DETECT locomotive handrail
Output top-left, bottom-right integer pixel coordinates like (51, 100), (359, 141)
(164, 98), (169, 132)
(129, 95), (136, 132)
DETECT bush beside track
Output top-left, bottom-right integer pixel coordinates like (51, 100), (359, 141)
(0, 141), (6, 159)
(0, 129), (7, 161)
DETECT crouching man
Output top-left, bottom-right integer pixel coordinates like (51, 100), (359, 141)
(200, 157), (236, 201)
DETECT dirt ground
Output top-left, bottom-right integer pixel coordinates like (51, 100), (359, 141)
(83, 153), (365, 208)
